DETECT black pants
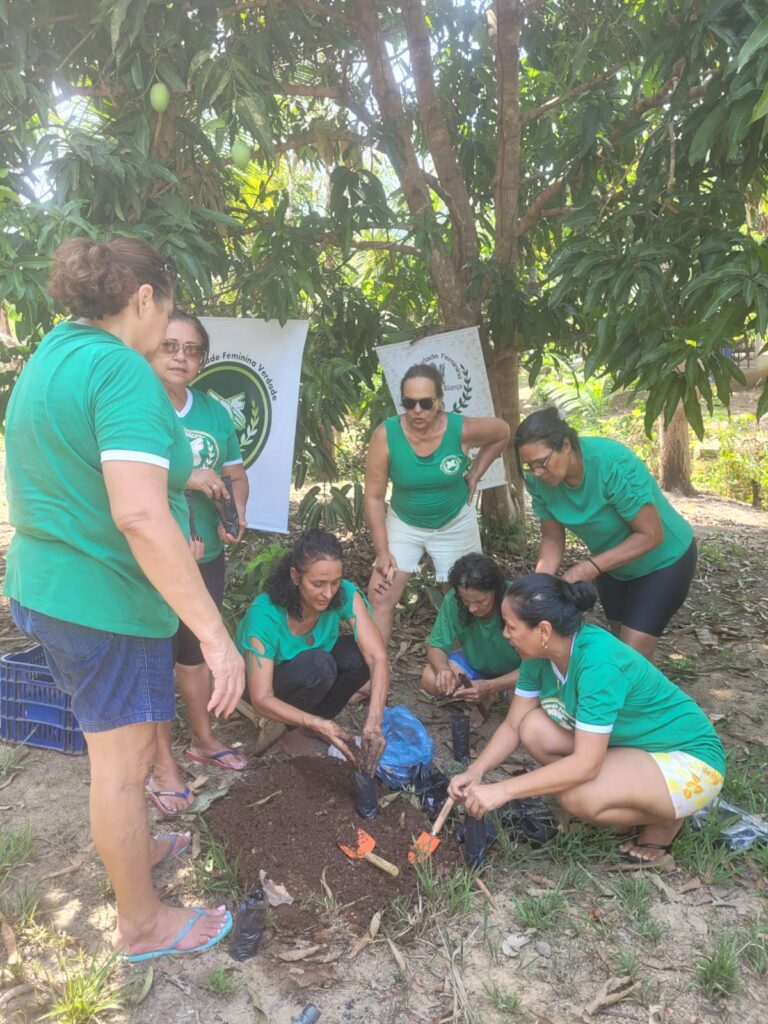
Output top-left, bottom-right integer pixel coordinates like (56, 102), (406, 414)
(272, 636), (370, 719)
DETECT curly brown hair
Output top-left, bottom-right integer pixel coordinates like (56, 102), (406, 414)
(47, 237), (174, 319)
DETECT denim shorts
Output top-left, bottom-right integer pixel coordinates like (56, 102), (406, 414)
(10, 601), (175, 733)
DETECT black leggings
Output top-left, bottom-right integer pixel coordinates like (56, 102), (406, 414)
(596, 539), (697, 637)
(272, 636), (370, 719)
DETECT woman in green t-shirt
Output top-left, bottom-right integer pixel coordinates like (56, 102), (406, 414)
(237, 530), (389, 773)
(422, 553), (521, 705)
(147, 311), (250, 817)
(514, 407), (696, 660)
(5, 238), (241, 961)
(366, 363), (510, 646)
(449, 574), (724, 863)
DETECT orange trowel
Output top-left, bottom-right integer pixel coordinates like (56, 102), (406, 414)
(338, 828), (400, 877)
(408, 797), (455, 863)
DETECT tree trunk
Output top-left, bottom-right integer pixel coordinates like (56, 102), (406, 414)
(658, 403), (694, 495)
(481, 345), (525, 527)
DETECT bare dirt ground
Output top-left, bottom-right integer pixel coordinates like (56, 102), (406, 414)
(1, 451), (768, 1024)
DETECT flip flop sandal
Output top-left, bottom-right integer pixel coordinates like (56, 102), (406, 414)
(620, 841), (674, 864)
(121, 907), (233, 963)
(154, 831), (192, 866)
(185, 748), (247, 772)
(146, 783), (194, 817)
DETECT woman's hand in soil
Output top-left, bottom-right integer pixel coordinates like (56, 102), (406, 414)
(434, 668), (459, 696)
(464, 781), (508, 820)
(360, 719), (386, 776)
(316, 720), (357, 765)
(448, 767), (482, 802)
(187, 468), (227, 502)
(202, 631), (245, 718)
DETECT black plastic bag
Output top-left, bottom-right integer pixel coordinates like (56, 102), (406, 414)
(498, 797), (558, 846)
(229, 888), (267, 961)
(354, 770), (378, 820)
(450, 710), (471, 764)
(412, 763), (450, 822)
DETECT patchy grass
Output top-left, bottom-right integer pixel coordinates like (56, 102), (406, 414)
(192, 825), (242, 904)
(738, 915), (768, 975)
(2, 880), (42, 932)
(0, 823), (34, 878)
(482, 980), (523, 1014)
(202, 964), (239, 997)
(0, 742), (28, 782)
(513, 890), (566, 932)
(41, 950), (125, 1024)
(721, 750), (768, 816)
(694, 933), (741, 1000)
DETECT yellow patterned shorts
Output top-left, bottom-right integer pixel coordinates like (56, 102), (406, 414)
(650, 751), (724, 819)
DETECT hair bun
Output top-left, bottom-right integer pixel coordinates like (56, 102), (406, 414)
(567, 579), (598, 612)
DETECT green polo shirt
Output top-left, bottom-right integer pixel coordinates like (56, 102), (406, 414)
(177, 388), (242, 564)
(428, 588), (521, 677)
(4, 320), (192, 637)
(525, 437), (693, 580)
(515, 624), (725, 773)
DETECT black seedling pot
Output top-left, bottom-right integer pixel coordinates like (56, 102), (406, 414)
(354, 770), (378, 820)
(229, 888), (266, 961)
(451, 710), (471, 765)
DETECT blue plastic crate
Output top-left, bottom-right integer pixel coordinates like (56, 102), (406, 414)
(0, 646), (87, 755)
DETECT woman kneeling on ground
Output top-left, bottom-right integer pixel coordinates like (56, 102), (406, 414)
(422, 553), (521, 708)
(448, 574), (725, 863)
(237, 530), (388, 773)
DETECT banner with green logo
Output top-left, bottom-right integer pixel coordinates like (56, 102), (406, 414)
(197, 318), (308, 532)
(376, 327), (506, 490)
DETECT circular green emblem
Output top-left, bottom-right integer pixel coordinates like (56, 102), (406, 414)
(440, 454), (463, 476)
(195, 362), (272, 469)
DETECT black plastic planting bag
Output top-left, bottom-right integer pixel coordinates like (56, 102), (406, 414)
(229, 888), (266, 961)
(450, 710), (471, 764)
(354, 770), (378, 820)
(412, 762), (450, 822)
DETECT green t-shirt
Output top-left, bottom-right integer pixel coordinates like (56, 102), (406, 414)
(4, 320), (193, 638)
(428, 588), (521, 677)
(515, 624), (725, 773)
(178, 388), (242, 564)
(525, 437), (694, 580)
(236, 579), (369, 666)
(386, 412), (470, 529)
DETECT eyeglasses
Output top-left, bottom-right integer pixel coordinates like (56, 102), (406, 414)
(524, 450), (555, 475)
(402, 397), (436, 411)
(160, 339), (204, 359)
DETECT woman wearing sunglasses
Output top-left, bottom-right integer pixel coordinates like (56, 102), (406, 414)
(514, 407), (696, 661)
(365, 363), (510, 645)
(145, 310), (250, 817)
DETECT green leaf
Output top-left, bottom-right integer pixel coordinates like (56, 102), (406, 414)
(750, 81), (768, 124)
(110, 0), (132, 51)
(757, 382), (768, 421)
(737, 15), (768, 71)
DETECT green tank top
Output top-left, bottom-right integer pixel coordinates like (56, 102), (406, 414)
(385, 412), (470, 529)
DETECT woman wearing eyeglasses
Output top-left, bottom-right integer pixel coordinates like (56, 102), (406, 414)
(146, 310), (250, 817)
(514, 407), (696, 660)
(365, 363), (510, 645)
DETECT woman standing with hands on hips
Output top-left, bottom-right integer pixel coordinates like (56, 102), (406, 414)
(366, 363), (510, 645)
(515, 408), (696, 660)
(4, 238), (244, 961)
(146, 310), (250, 818)
(449, 574), (724, 864)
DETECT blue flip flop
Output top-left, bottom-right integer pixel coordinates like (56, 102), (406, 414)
(153, 831), (192, 866)
(146, 781), (193, 817)
(122, 907), (233, 963)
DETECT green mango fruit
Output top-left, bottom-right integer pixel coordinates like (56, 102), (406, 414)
(231, 140), (251, 169)
(149, 82), (171, 113)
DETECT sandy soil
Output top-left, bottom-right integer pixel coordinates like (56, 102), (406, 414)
(1, 448), (768, 1023)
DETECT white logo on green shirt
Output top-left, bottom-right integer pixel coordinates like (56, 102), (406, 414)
(440, 454), (463, 476)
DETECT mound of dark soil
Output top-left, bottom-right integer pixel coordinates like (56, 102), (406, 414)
(205, 755), (458, 933)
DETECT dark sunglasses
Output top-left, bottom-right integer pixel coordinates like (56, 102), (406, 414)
(160, 339), (204, 359)
(402, 397), (436, 410)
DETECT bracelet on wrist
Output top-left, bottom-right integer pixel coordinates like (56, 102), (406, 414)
(587, 556), (602, 575)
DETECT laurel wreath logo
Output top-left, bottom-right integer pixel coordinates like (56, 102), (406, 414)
(451, 364), (473, 413)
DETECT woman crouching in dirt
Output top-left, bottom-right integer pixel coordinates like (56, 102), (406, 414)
(448, 574), (725, 863)
(237, 529), (388, 775)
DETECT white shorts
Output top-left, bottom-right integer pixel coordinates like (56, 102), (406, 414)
(386, 502), (482, 581)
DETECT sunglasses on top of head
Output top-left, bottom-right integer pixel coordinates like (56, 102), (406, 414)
(402, 397), (436, 411)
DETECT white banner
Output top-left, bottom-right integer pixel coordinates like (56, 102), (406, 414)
(196, 317), (308, 533)
(375, 327), (506, 490)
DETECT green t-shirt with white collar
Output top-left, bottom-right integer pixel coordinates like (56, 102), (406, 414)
(4, 320), (193, 637)
(514, 624), (725, 773)
(525, 436), (693, 580)
(177, 387), (243, 564)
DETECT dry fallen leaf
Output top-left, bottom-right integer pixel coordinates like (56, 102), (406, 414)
(474, 876), (496, 909)
(584, 976), (640, 1016)
(648, 1005), (665, 1024)
(0, 910), (19, 965)
(288, 965), (338, 989)
(501, 930), (536, 957)
(248, 984), (268, 1023)
(320, 866), (333, 901)
(677, 878), (701, 895)
(347, 933), (372, 960)
(278, 945), (322, 962)
(387, 937), (408, 974)
(39, 859), (83, 882)
(259, 869), (294, 907)
(369, 910), (382, 939)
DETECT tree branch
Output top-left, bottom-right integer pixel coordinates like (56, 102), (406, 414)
(219, 0), (354, 28)
(276, 81), (372, 125)
(401, 0), (479, 271)
(515, 171), (573, 237)
(522, 62), (627, 126)
(493, 0), (524, 268)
